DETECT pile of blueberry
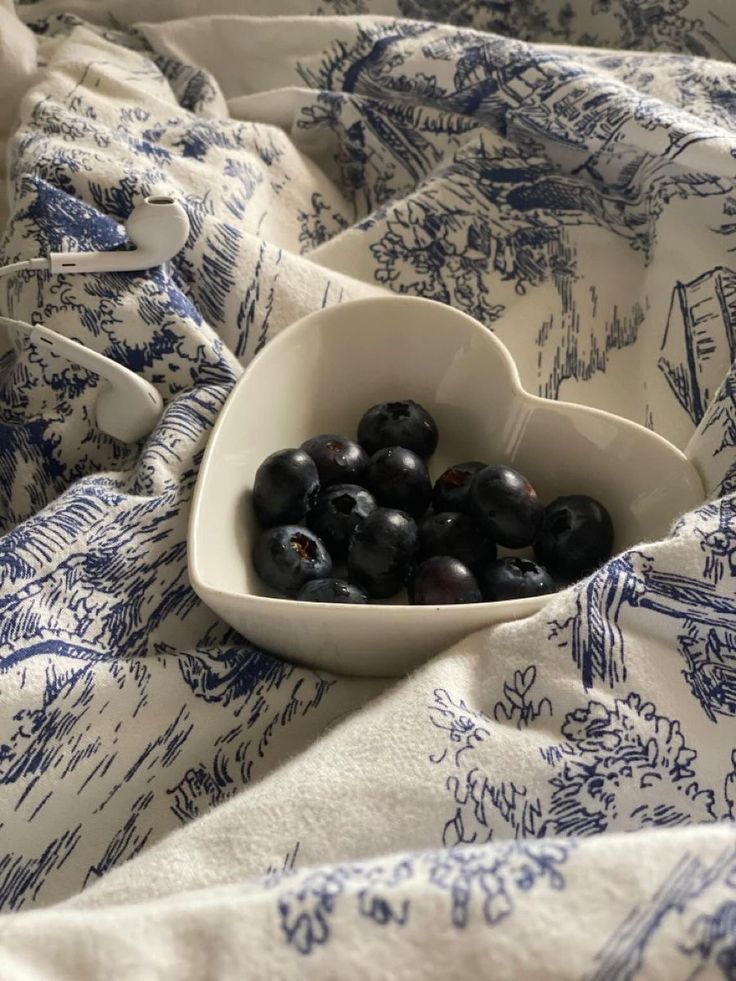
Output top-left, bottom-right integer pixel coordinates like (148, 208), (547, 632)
(251, 399), (614, 605)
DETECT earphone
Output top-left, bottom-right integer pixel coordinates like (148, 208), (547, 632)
(0, 194), (186, 440)
(1, 316), (163, 443)
(0, 194), (190, 279)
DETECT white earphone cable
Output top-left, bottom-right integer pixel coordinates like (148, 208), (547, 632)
(0, 258), (51, 278)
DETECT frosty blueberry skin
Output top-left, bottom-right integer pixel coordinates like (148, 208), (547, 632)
(469, 464), (543, 549)
(481, 557), (554, 602)
(358, 399), (438, 459)
(418, 511), (495, 575)
(364, 447), (432, 519)
(306, 484), (377, 559)
(409, 556), (482, 605)
(297, 579), (368, 604)
(348, 507), (418, 599)
(534, 495), (614, 581)
(252, 449), (319, 527)
(301, 434), (369, 487)
(253, 525), (331, 595)
(432, 461), (486, 514)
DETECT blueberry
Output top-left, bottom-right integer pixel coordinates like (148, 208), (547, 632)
(481, 557), (554, 601)
(252, 449), (319, 527)
(358, 399), (438, 458)
(253, 525), (331, 595)
(409, 556), (482, 605)
(364, 447), (431, 519)
(297, 578), (368, 604)
(418, 511), (496, 574)
(300, 434), (369, 487)
(348, 507), (418, 599)
(534, 495), (614, 581)
(469, 465), (542, 549)
(432, 462), (486, 514)
(306, 484), (377, 559)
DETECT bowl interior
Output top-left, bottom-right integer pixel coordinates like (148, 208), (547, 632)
(192, 297), (703, 607)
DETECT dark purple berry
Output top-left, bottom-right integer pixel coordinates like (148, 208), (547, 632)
(307, 484), (377, 559)
(481, 557), (554, 601)
(358, 399), (438, 458)
(432, 462), (486, 514)
(297, 579), (368, 604)
(409, 556), (481, 605)
(300, 434), (369, 487)
(253, 525), (331, 595)
(418, 512), (496, 574)
(534, 495), (614, 581)
(252, 449), (319, 527)
(469, 465), (542, 549)
(347, 507), (418, 599)
(365, 446), (431, 519)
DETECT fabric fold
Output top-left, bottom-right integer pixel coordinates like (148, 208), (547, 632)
(2, 2), (736, 977)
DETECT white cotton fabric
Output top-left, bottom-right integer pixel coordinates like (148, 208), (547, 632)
(1, 2), (736, 978)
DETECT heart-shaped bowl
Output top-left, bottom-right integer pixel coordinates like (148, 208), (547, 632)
(189, 296), (703, 677)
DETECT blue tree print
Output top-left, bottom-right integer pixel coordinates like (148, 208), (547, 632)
(429, 686), (716, 846)
(541, 693), (716, 836)
(271, 841), (572, 955)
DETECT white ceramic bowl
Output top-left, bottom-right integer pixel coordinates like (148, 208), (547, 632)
(189, 296), (703, 677)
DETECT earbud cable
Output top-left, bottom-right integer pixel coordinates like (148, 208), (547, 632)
(0, 258), (51, 278)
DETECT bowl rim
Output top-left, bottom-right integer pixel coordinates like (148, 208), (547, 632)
(188, 294), (700, 613)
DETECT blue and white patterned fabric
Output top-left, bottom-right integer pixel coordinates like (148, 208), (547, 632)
(2, 1), (736, 977)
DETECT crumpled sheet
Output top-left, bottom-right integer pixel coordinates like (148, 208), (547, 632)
(1, 1), (736, 977)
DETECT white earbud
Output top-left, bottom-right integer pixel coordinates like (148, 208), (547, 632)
(2, 317), (163, 443)
(0, 194), (190, 279)
(48, 194), (190, 274)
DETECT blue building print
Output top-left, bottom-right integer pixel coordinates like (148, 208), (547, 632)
(659, 267), (736, 424)
(549, 498), (736, 723)
(588, 845), (736, 980)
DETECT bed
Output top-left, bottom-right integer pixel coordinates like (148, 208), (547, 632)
(1, 1), (736, 977)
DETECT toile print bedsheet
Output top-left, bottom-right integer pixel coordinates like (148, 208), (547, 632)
(2, 1), (736, 977)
